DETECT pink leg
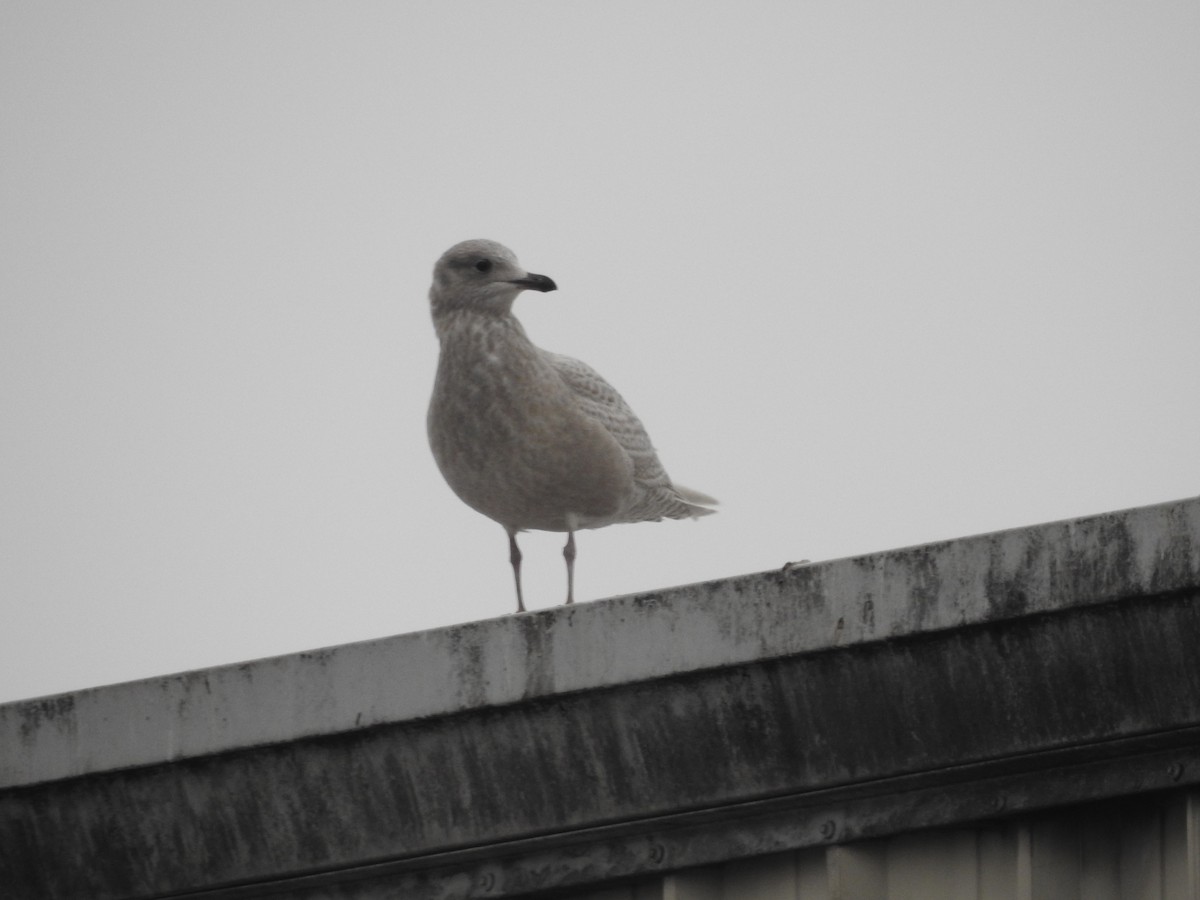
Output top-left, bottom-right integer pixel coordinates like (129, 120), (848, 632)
(507, 530), (525, 613)
(563, 531), (576, 605)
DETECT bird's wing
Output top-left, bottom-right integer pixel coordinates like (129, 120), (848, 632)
(545, 351), (714, 520)
(544, 351), (670, 488)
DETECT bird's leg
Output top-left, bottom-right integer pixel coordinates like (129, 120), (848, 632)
(507, 530), (525, 613)
(563, 530), (576, 605)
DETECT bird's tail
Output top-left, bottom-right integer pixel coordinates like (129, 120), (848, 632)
(673, 483), (718, 517)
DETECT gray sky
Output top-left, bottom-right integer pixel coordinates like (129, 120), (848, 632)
(2, 2), (1198, 704)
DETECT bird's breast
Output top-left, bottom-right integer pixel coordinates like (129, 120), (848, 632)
(428, 327), (633, 532)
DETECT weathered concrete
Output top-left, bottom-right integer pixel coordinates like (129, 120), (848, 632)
(2, 496), (1199, 899)
(5, 496), (1198, 791)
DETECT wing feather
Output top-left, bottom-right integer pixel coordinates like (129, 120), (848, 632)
(544, 351), (716, 521)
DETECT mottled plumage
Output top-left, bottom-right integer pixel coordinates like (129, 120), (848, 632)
(427, 239), (715, 611)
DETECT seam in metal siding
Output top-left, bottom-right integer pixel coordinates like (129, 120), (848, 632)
(1190, 793), (1200, 899)
(585, 791), (1200, 900)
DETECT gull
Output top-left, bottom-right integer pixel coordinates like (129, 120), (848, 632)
(426, 239), (716, 612)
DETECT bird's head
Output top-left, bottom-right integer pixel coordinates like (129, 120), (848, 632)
(429, 239), (557, 317)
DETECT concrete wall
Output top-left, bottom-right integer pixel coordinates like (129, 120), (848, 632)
(2, 496), (1199, 899)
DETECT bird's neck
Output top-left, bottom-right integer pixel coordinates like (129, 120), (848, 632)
(432, 308), (532, 351)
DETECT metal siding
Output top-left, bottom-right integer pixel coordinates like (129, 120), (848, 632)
(885, 831), (977, 900)
(1120, 805), (1165, 900)
(977, 824), (1020, 900)
(1016, 822), (1033, 900)
(1078, 808), (1121, 900)
(1029, 819), (1082, 899)
(720, 854), (796, 900)
(649, 792), (1198, 900)
(950, 830), (986, 899)
(575, 793), (1200, 900)
(724, 853), (797, 899)
(827, 844), (887, 900)
(570, 884), (664, 900)
(796, 847), (830, 900)
(1163, 794), (1190, 900)
(1188, 792), (1200, 900)
(663, 868), (722, 900)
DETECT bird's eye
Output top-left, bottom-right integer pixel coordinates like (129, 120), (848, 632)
(474, 259), (492, 273)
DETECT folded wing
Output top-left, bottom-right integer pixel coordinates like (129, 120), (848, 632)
(545, 350), (717, 522)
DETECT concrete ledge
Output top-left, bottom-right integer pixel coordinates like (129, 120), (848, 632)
(4, 496), (1198, 790)
(2, 496), (1199, 899)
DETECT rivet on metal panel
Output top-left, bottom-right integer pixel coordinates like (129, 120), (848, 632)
(477, 870), (497, 894)
(648, 843), (666, 864)
(820, 820), (837, 840)
(1168, 762), (1184, 782)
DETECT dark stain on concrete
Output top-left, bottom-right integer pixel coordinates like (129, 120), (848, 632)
(16, 694), (75, 744)
(5, 592), (1200, 900)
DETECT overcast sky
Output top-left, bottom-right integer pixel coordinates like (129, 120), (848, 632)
(2, 2), (1198, 704)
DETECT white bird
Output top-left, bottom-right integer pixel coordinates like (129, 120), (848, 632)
(427, 239), (716, 612)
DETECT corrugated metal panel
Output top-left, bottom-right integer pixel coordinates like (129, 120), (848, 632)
(796, 847), (831, 900)
(1173, 792), (1200, 900)
(828, 845), (887, 899)
(885, 830), (978, 900)
(663, 868), (721, 900)
(569, 791), (1199, 900)
(569, 883), (664, 900)
(725, 852), (798, 899)
(978, 826), (1020, 900)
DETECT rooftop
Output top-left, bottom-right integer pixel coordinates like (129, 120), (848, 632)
(3, 495), (1199, 899)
